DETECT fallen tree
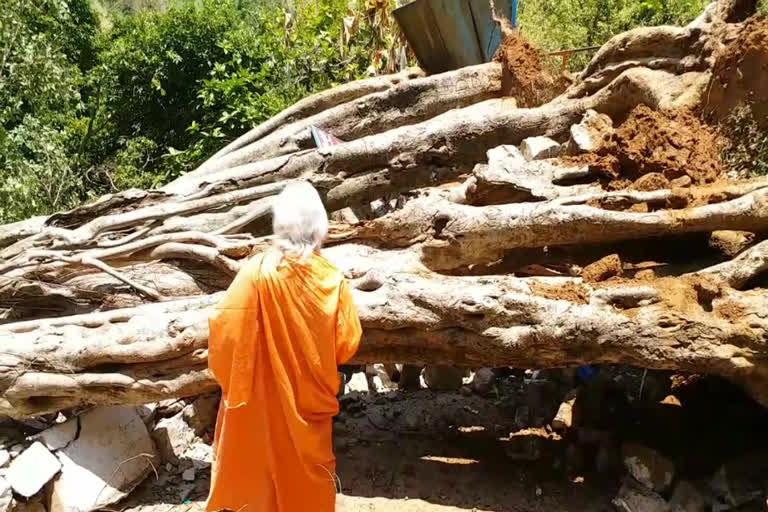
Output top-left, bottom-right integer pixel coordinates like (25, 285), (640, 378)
(2, 0), (768, 418)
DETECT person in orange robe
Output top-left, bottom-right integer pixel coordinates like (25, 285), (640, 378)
(206, 182), (362, 512)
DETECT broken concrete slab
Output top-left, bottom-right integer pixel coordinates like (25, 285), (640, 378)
(0, 452), (8, 469)
(50, 406), (155, 512)
(520, 136), (562, 161)
(0, 477), (12, 512)
(622, 443), (675, 492)
(32, 418), (77, 451)
(151, 412), (196, 465)
(7, 442), (61, 498)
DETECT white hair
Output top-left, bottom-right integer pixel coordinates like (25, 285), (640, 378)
(272, 182), (329, 261)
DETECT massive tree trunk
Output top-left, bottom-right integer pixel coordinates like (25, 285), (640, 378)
(1, 1), (766, 418)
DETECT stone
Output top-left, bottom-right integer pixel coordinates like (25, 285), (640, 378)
(0, 477), (11, 512)
(613, 476), (672, 512)
(0, 452), (9, 469)
(7, 442), (61, 498)
(398, 365), (422, 391)
(622, 443), (675, 492)
(423, 366), (463, 391)
(567, 109), (614, 155)
(709, 451), (768, 508)
(182, 468), (196, 482)
(552, 389), (578, 431)
(50, 406), (155, 512)
(8, 446), (22, 459)
(520, 136), (562, 161)
(155, 399), (185, 418)
(186, 442), (213, 469)
(668, 480), (711, 512)
(32, 418), (77, 451)
(470, 368), (496, 395)
(182, 392), (220, 435)
(135, 403), (157, 427)
(581, 254), (623, 283)
(152, 412), (196, 464)
(709, 230), (756, 258)
(365, 364), (397, 393)
(345, 372), (369, 393)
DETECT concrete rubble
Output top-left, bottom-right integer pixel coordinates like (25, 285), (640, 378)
(49, 406), (156, 512)
(7, 443), (60, 498)
(520, 136), (561, 160)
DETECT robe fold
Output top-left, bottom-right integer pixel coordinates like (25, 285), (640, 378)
(206, 250), (362, 512)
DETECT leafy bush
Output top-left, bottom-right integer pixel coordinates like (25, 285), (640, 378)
(719, 105), (768, 178)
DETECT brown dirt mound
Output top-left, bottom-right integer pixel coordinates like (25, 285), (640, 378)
(565, 105), (724, 190)
(581, 254), (623, 283)
(493, 30), (569, 107)
(707, 16), (768, 125)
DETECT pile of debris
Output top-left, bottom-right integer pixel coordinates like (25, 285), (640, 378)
(0, 395), (218, 512)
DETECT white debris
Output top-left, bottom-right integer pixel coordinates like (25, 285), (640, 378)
(520, 136), (562, 161)
(7, 442), (61, 498)
(50, 406), (155, 512)
(0, 477), (12, 512)
(345, 372), (369, 393)
(152, 413), (196, 464)
(0, 451), (9, 469)
(182, 468), (196, 482)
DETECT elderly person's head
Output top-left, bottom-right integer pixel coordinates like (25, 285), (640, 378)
(272, 182), (328, 261)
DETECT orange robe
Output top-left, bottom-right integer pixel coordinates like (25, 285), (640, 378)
(206, 250), (362, 512)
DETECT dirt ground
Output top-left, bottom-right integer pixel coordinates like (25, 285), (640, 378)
(118, 368), (768, 512)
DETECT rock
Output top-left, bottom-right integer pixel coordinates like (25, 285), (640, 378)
(402, 409), (422, 430)
(398, 365), (423, 391)
(182, 392), (220, 435)
(520, 136), (561, 161)
(135, 403), (157, 427)
(152, 412), (196, 464)
(470, 368), (496, 395)
(552, 389), (579, 431)
(460, 385), (472, 396)
(635, 269), (656, 280)
(50, 406), (155, 512)
(32, 419), (77, 451)
(669, 480), (711, 512)
(581, 254), (623, 283)
(155, 399), (185, 418)
(709, 230), (756, 258)
(185, 442), (213, 469)
(613, 476), (672, 512)
(567, 109), (614, 155)
(0, 477), (11, 512)
(345, 372), (369, 393)
(423, 366), (463, 391)
(622, 443), (675, 492)
(182, 468), (196, 482)
(7, 442), (61, 498)
(0, 452), (8, 469)
(365, 364), (397, 393)
(8, 446), (22, 459)
(595, 440), (622, 474)
(709, 451), (768, 508)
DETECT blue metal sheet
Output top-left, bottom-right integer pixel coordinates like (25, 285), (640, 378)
(394, 0), (512, 74)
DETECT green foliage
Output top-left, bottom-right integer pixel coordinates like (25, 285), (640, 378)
(519, 0), (707, 70)
(720, 106), (768, 178)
